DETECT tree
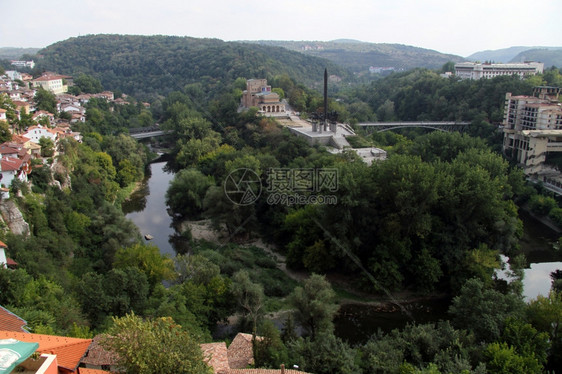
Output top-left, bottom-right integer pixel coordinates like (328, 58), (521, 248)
(484, 342), (542, 374)
(254, 319), (288, 368)
(73, 73), (103, 94)
(231, 270), (264, 333)
(0, 121), (12, 143)
(166, 169), (213, 218)
(114, 243), (176, 288)
(449, 278), (525, 342)
(526, 291), (562, 369)
(101, 313), (211, 374)
(288, 332), (359, 374)
(38, 137), (55, 157)
(34, 87), (57, 114)
(175, 254), (220, 284)
(289, 274), (338, 339)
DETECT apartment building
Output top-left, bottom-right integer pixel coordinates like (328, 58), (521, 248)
(502, 86), (562, 191)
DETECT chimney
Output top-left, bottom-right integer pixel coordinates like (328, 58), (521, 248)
(281, 364), (285, 374)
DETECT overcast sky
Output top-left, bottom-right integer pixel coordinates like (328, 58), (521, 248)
(2, 0), (560, 57)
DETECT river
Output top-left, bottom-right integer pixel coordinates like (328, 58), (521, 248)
(123, 160), (562, 343)
(122, 160), (177, 257)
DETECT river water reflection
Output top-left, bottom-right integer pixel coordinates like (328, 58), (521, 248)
(122, 160), (177, 257)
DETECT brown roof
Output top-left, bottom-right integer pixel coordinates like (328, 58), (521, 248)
(228, 333), (263, 369)
(0, 305), (28, 332)
(80, 335), (119, 367)
(10, 134), (31, 144)
(0, 144), (20, 155)
(34, 74), (65, 82)
(201, 342), (230, 374)
(0, 156), (23, 171)
(0, 330), (92, 373)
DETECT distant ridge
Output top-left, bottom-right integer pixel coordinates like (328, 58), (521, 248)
(467, 46), (562, 63)
(245, 40), (464, 73)
(0, 47), (41, 60)
(510, 48), (562, 68)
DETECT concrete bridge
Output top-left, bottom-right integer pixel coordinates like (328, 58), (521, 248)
(129, 126), (167, 139)
(357, 121), (471, 132)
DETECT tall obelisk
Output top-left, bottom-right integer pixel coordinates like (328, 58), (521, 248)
(323, 68), (328, 132)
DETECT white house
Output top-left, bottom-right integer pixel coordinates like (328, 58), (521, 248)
(22, 125), (58, 143)
(0, 242), (7, 268)
(0, 156), (28, 187)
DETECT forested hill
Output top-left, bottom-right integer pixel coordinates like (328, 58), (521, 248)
(467, 46), (562, 65)
(34, 34), (353, 99)
(0, 47), (41, 60)
(245, 40), (465, 73)
(510, 48), (562, 68)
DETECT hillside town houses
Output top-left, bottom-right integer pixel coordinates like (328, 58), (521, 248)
(0, 69), (127, 195)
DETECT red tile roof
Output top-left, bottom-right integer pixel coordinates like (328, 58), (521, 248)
(0, 144), (20, 155)
(228, 333), (262, 369)
(1, 156), (24, 171)
(0, 305), (28, 332)
(201, 342), (229, 374)
(11, 134), (31, 144)
(0, 241), (6, 248)
(0, 330), (92, 373)
(34, 75), (64, 82)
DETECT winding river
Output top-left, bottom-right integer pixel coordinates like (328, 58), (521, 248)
(123, 160), (562, 343)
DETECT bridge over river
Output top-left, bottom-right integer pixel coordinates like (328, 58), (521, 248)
(357, 121), (471, 132)
(129, 121), (472, 139)
(129, 126), (166, 139)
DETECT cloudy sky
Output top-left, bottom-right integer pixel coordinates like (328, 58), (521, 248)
(2, 0), (560, 57)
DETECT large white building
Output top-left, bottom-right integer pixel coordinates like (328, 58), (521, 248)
(502, 86), (562, 193)
(32, 74), (68, 95)
(10, 60), (35, 69)
(455, 62), (544, 80)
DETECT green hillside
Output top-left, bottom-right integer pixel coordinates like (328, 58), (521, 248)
(245, 40), (465, 73)
(510, 48), (562, 68)
(466, 46), (536, 63)
(34, 34), (353, 99)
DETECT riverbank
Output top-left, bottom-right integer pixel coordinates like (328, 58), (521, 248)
(179, 218), (452, 308)
(519, 202), (562, 234)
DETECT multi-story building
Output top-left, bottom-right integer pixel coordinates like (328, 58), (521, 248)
(241, 79), (286, 115)
(502, 86), (562, 192)
(455, 62), (544, 80)
(32, 73), (68, 95)
(10, 60), (35, 69)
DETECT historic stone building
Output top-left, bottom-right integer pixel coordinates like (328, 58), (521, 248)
(241, 79), (285, 114)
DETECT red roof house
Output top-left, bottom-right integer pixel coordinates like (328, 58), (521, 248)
(0, 330), (92, 374)
(0, 305), (29, 332)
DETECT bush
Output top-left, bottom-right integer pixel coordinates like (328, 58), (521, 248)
(528, 194), (558, 216)
(548, 207), (562, 227)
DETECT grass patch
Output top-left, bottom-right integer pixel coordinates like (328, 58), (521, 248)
(346, 135), (374, 148)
